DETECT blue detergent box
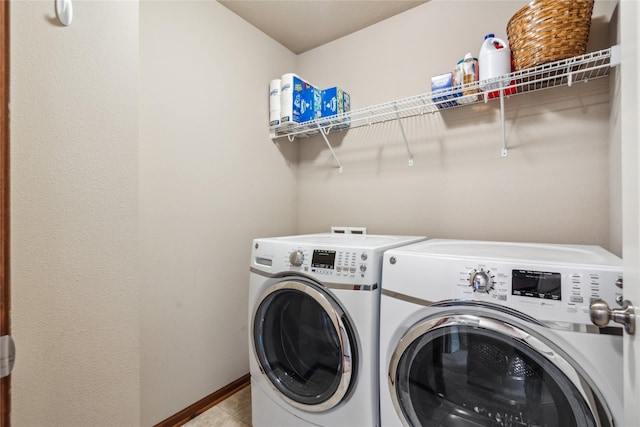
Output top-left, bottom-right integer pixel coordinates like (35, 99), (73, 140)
(300, 86), (322, 123)
(321, 87), (351, 129)
(431, 72), (460, 109)
(281, 75), (313, 126)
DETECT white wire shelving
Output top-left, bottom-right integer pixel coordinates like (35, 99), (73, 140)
(269, 46), (619, 172)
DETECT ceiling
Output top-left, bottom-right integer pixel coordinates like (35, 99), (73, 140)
(218, 1), (429, 54)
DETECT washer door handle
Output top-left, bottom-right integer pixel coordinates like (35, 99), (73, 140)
(590, 299), (636, 335)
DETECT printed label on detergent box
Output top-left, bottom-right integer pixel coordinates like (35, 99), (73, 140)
(281, 75), (313, 125)
(321, 87), (341, 117)
(321, 87), (351, 116)
(321, 87), (351, 129)
(431, 72), (459, 109)
(300, 86), (322, 123)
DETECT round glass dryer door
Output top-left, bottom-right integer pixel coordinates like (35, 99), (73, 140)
(252, 278), (357, 412)
(389, 312), (612, 427)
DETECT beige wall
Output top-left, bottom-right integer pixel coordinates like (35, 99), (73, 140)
(295, 0), (621, 253)
(609, 2), (622, 256)
(139, 1), (296, 424)
(9, 0), (297, 424)
(10, 1), (140, 426)
(8, 0), (624, 425)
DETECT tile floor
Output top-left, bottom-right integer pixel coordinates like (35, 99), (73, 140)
(183, 385), (252, 427)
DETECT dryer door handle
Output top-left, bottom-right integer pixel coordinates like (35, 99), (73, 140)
(590, 299), (636, 335)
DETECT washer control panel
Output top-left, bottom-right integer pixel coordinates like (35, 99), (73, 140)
(383, 240), (623, 326)
(469, 268), (496, 293)
(454, 261), (623, 324)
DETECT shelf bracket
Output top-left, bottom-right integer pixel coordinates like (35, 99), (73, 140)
(394, 105), (414, 166)
(499, 82), (508, 157)
(270, 48), (614, 167)
(316, 123), (343, 173)
(610, 45), (621, 67)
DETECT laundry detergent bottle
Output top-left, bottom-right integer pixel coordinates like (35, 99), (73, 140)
(479, 34), (511, 90)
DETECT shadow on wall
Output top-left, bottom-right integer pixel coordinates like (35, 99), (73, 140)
(294, 75), (609, 175)
(286, 128), (348, 164)
(588, 14), (614, 52)
(44, 14), (66, 27)
(271, 135), (300, 170)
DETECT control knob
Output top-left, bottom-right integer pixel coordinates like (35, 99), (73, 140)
(289, 250), (304, 267)
(470, 269), (494, 293)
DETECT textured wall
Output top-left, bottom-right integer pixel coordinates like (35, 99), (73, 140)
(7, 0), (625, 425)
(10, 1), (140, 425)
(139, 1), (297, 424)
(295, 0), (620, 253)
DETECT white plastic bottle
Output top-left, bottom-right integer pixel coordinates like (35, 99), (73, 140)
(478, 34), (511, 90)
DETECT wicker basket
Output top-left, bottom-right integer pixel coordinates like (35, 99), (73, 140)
(507, 0), (594, 71)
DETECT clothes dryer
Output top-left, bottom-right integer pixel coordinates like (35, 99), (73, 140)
(249, 229), (425, 427)
(380, 239), (623, 427)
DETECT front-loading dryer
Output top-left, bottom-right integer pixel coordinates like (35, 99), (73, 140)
(380, 239), (623, 427)
(249, 229), (426, 427)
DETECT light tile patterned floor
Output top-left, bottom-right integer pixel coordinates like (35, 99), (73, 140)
(183, 385), (252, 427)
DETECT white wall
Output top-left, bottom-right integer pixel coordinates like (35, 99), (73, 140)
(139, 1), (297, 424)
(620, 0), (640, 424)
(295, 0), (620, 252)
(10, 1), (140, 426)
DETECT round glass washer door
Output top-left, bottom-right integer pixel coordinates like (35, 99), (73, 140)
(389, 312), (612, 427)
(252, 278), (357, 412)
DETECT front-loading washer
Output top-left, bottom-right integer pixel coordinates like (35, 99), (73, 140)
(379, 239), (623, 427)
(249, 229), (426, 427)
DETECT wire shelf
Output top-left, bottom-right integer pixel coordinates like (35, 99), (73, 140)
(270, 47), (615, 141)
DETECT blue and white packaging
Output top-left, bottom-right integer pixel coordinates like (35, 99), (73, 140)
(321, 87), (351, 129)
(300, 86), (322, 123)
(321, 87), (350, 117)
(431, 72), (459, 109)
(280, 73), (313, 126)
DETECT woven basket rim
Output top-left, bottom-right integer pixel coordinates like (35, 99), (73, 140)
(507, 0), (595, 29)
(507, 0), (595, 70)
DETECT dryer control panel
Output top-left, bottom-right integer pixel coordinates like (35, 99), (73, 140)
(252, 233), (426, 286)
(284, 247), (371, 279)
(253, 244), (374, 283)
(281, 246), (368, 274)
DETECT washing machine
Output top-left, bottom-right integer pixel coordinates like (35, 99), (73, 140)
(379, 239), (623, 427)
(249, 229), (426, 427)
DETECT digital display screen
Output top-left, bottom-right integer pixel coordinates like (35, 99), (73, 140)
(512, 270), (561, 300)
(312, 250), (336, 270)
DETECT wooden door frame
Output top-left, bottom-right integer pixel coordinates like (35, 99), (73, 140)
(0, 1), (9, 426)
